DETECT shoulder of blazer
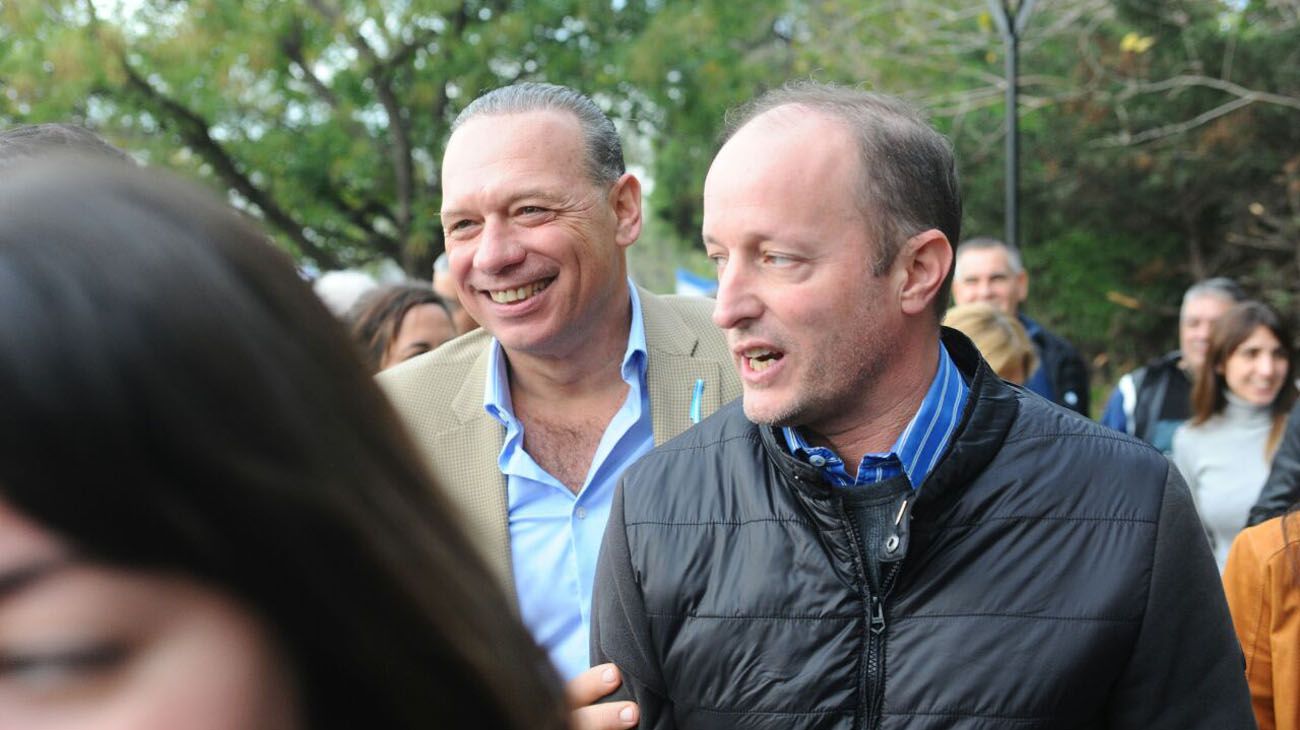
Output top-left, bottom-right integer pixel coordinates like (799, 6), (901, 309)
(375, 329), (514, 594)
(377, 327), (496, 432)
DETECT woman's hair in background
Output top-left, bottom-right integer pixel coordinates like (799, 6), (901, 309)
(943, 302), (1037, 383)
(1191, 300), (1298, 457)
(348, 283), (452, 373)
(0, 158), (564, 730)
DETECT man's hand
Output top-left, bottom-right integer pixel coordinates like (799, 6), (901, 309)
(567, 663), (638, 730)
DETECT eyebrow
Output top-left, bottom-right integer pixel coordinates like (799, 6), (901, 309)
(441, 189), (570, 218)
(0, 558), (69, 600)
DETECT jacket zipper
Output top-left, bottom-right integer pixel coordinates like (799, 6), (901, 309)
(866, 562), (901, 730)
(832, 496), (904, 730)
(838, 501), (901, 730)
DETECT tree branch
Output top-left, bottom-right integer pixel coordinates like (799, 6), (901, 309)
(309, 0), (414, 262)
(1095, 95), (1255, 147)
(117, 56), (342, 269)
(280, 20), (340, 107)
(1119, 74), (1300, 112)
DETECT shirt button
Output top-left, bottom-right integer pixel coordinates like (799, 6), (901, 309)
(575, 507), (588, 520)
(809, 455), (828, 467)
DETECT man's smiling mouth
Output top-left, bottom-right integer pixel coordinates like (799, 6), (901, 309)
(487, 278), (553, 304)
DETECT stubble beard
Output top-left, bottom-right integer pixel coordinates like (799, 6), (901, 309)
(743, 315), (899, 451)
(743, 342), (888, 433)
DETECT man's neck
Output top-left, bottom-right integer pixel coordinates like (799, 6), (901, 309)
(506, 292), (633, 411)
(502, 292), (635, 494)
(802, 336), (940, 471)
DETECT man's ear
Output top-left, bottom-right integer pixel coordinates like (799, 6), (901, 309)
(1015, 268), (1029, 304)
(897, 229), (953, 316)
(609, 173), (643, 249)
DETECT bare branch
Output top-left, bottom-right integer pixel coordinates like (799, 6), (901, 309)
(1119, 74), (1300, 112)
(1095, 96), (1255, 147)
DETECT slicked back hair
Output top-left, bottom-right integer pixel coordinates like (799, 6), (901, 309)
(722, 82), (962, 316)
(451, 82), (625, 188)
(0, 123), (131, 170)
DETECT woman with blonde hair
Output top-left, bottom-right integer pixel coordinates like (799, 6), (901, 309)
(943, 302), (1038, 385)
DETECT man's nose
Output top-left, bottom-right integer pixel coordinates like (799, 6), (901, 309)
(712, 261), (762, 330)
(472, 218), (526, 274)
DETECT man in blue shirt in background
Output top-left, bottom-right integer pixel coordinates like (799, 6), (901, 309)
(951, 236), (1091, 416)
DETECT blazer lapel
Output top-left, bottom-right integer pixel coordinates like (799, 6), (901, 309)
(640, 287), (730, 446)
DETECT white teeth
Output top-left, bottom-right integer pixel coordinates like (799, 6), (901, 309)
(743, 348), (781, 372)
(489, 279), (550, 304)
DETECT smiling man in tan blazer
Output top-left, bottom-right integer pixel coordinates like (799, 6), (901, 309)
(378, 82), (738, 705)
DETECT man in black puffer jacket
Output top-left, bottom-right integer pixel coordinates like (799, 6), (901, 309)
(591, 83), (1253, 730)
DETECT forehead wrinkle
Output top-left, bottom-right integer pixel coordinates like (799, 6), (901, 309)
(440, 184), (590, 219)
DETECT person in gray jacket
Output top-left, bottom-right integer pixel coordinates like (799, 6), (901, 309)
(591, 82), (1253, 730)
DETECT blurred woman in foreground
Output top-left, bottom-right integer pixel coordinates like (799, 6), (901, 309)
(1172, 301), (1297, 571)
(0, 159), (566, 730)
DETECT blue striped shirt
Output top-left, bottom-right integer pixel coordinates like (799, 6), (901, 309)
(783, 343), (969, 489)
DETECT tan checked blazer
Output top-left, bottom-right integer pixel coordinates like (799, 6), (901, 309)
(377, 287), (741, 601)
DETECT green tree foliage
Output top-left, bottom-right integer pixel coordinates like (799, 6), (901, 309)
(3, 0), (1298, 385)
(0, 0), (659, 273)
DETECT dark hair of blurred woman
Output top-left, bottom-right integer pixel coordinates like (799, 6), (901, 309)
(349, 283), (456, 373)
(0, 158), (565, 730)
(1191, 300), (1297, 458)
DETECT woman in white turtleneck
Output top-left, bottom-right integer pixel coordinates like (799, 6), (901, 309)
(1172, 301), (1297, 571)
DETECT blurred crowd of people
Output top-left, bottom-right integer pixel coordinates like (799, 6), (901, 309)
(2, 80), (1297, 730)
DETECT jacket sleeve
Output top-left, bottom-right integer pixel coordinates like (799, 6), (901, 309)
(1249, 402), (1300, 526)
(1223, 528), (1276, 730)
(1104, 463), (1256, 729)
(590, 480), (675, 729)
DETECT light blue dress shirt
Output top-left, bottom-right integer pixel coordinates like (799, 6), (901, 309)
(783, 342), (969, 489)
(483, 281), (652, 681)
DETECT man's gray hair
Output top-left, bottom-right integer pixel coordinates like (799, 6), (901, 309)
(722, 81), (962, 282)
(955, 237), (1023, 275)
(451, 82), (625, 187)
(1182, 277), (1245, 313)
(0, 123), (131, 171)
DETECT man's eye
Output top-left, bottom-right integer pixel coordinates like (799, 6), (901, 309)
(446, 219), (475, 233)
(763, 253), (793, 266)
(708, 254), (727, 271)
(0, 645), (127, 687)
(518, 206), (547, 215)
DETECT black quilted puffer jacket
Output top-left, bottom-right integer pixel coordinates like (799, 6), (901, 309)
(592, 329), (1254, 730)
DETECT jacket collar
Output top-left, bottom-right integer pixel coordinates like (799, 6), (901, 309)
(758, 327), (1019, 507)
